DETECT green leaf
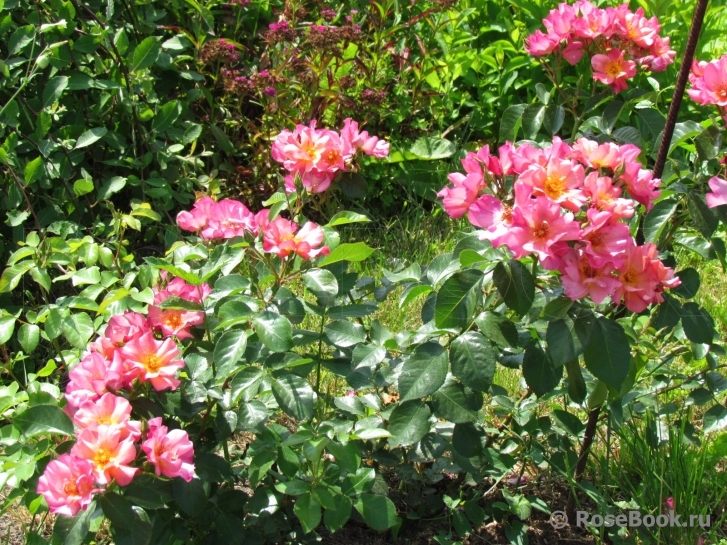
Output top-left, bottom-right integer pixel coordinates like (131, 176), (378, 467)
(326, 441), (361, 474)
(388, 401), (431, 447)
(612, 126), (641, 145)
(582, 317), (631, 390)
(328, 303), (378, 320)
(541, 297), (573, 321)
(217, 300), (254, 328)
(543, 103), (565, 135)
(14, 405), (74, 437)
(546, 319), (581, 366)
(159, 297), (203, 312)
(24, 157), (44, 184)
(324, 496), (352, 533)
(687, 192), (718, 239)
(704, 404), (727, 433)
(237, 400), (268, 430)
(271, 373), (315, 420)
(452, 422), (484, 457)
(522, 341), (562, 397)
(565, 359), (586, 404)
(52, 500), (96, 545)
(213, 329), (248, 379)
(409, 137), (456, 160)
(354, 495), (398, 531)
(253, 311), (293, 353)
(99, 492), (152, 545)
(695, 125), (722, 161)
(338, 172), (368, 198)
(72, 267), (101, 286)
(475, 312), (518, 347)
(551, 409), (585, 436)
(653, 293), (683, 330)
(522, 104), (545, 139)
(97, 177), (126, 200)
(431, 378), (482, 423)
(8, 26), (35, 56)
(45, 309), (63, 340)
(398, 341), (448, 401)
(123, 477), (173, 510)
(152, 100), (181, 132)
(42, 76), (68, 108)
(18, 323), (40, 352)
(302, 269), (338, 297)
(74, 127), (107, 149)
(493, 260), (535, 316)
(324, 320), (367, 347)
(62, 313), (94, 349)
(671, 268), (700, 299)
(0, 316), (15, 345)
(73, 179), (94, 196)
(434, 269), (484, 329)
(327, 211), (370, 227)
(499, 104), (527, 142)
(643, 198), (677, 243)
(209, 125), (234, 153)
(318, 242), (375, 266)
(342, 468), (375, 496)
(129, 37), (161, 71)
(680, 302), (715, 345)
(294, 493), (321, 534)
(450, 332), (496, 392)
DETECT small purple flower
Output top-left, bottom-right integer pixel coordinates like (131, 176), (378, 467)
(321, 9), (337, 21)
(262, 86), (277, 96)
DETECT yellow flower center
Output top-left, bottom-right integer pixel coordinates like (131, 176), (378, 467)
(143, 354), (163, 372)
(622, 267), (638, 286)
(605, 61), (622, 79)
(544, 175), (567, 200)
(532, 221), (550, 241)
(302, 142), (319, 160)
(163, 311), (183, 330)
(325, 149), (340, 163)
(94, 448), (112, 468)
(589, 232), (605, 249)
(63, 481), (79, 495)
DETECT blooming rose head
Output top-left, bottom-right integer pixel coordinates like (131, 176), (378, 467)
(591, 48), (637, 93)
(72, 427), (138, 486)
(119, 332), (184, 391)
(262, 218), (330, 259)
(142, 417), (195, 482)
(37, 454), (97, 516)
(65, 352), (123, 414)
(73, 393), (141, 442)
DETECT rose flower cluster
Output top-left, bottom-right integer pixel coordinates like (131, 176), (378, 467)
(687, 54), (727, 216)
(437, 136), (681, 313)
(525, 1), (675, 93)
(177, 198), (330, 259)
(272, 118), (389, 194)
(688, 53), (727, 124)
(37, 276), (205, 516)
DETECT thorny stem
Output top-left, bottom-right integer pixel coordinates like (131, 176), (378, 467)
(566, 404), (602, 520)
(5, 166), (41, 230)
